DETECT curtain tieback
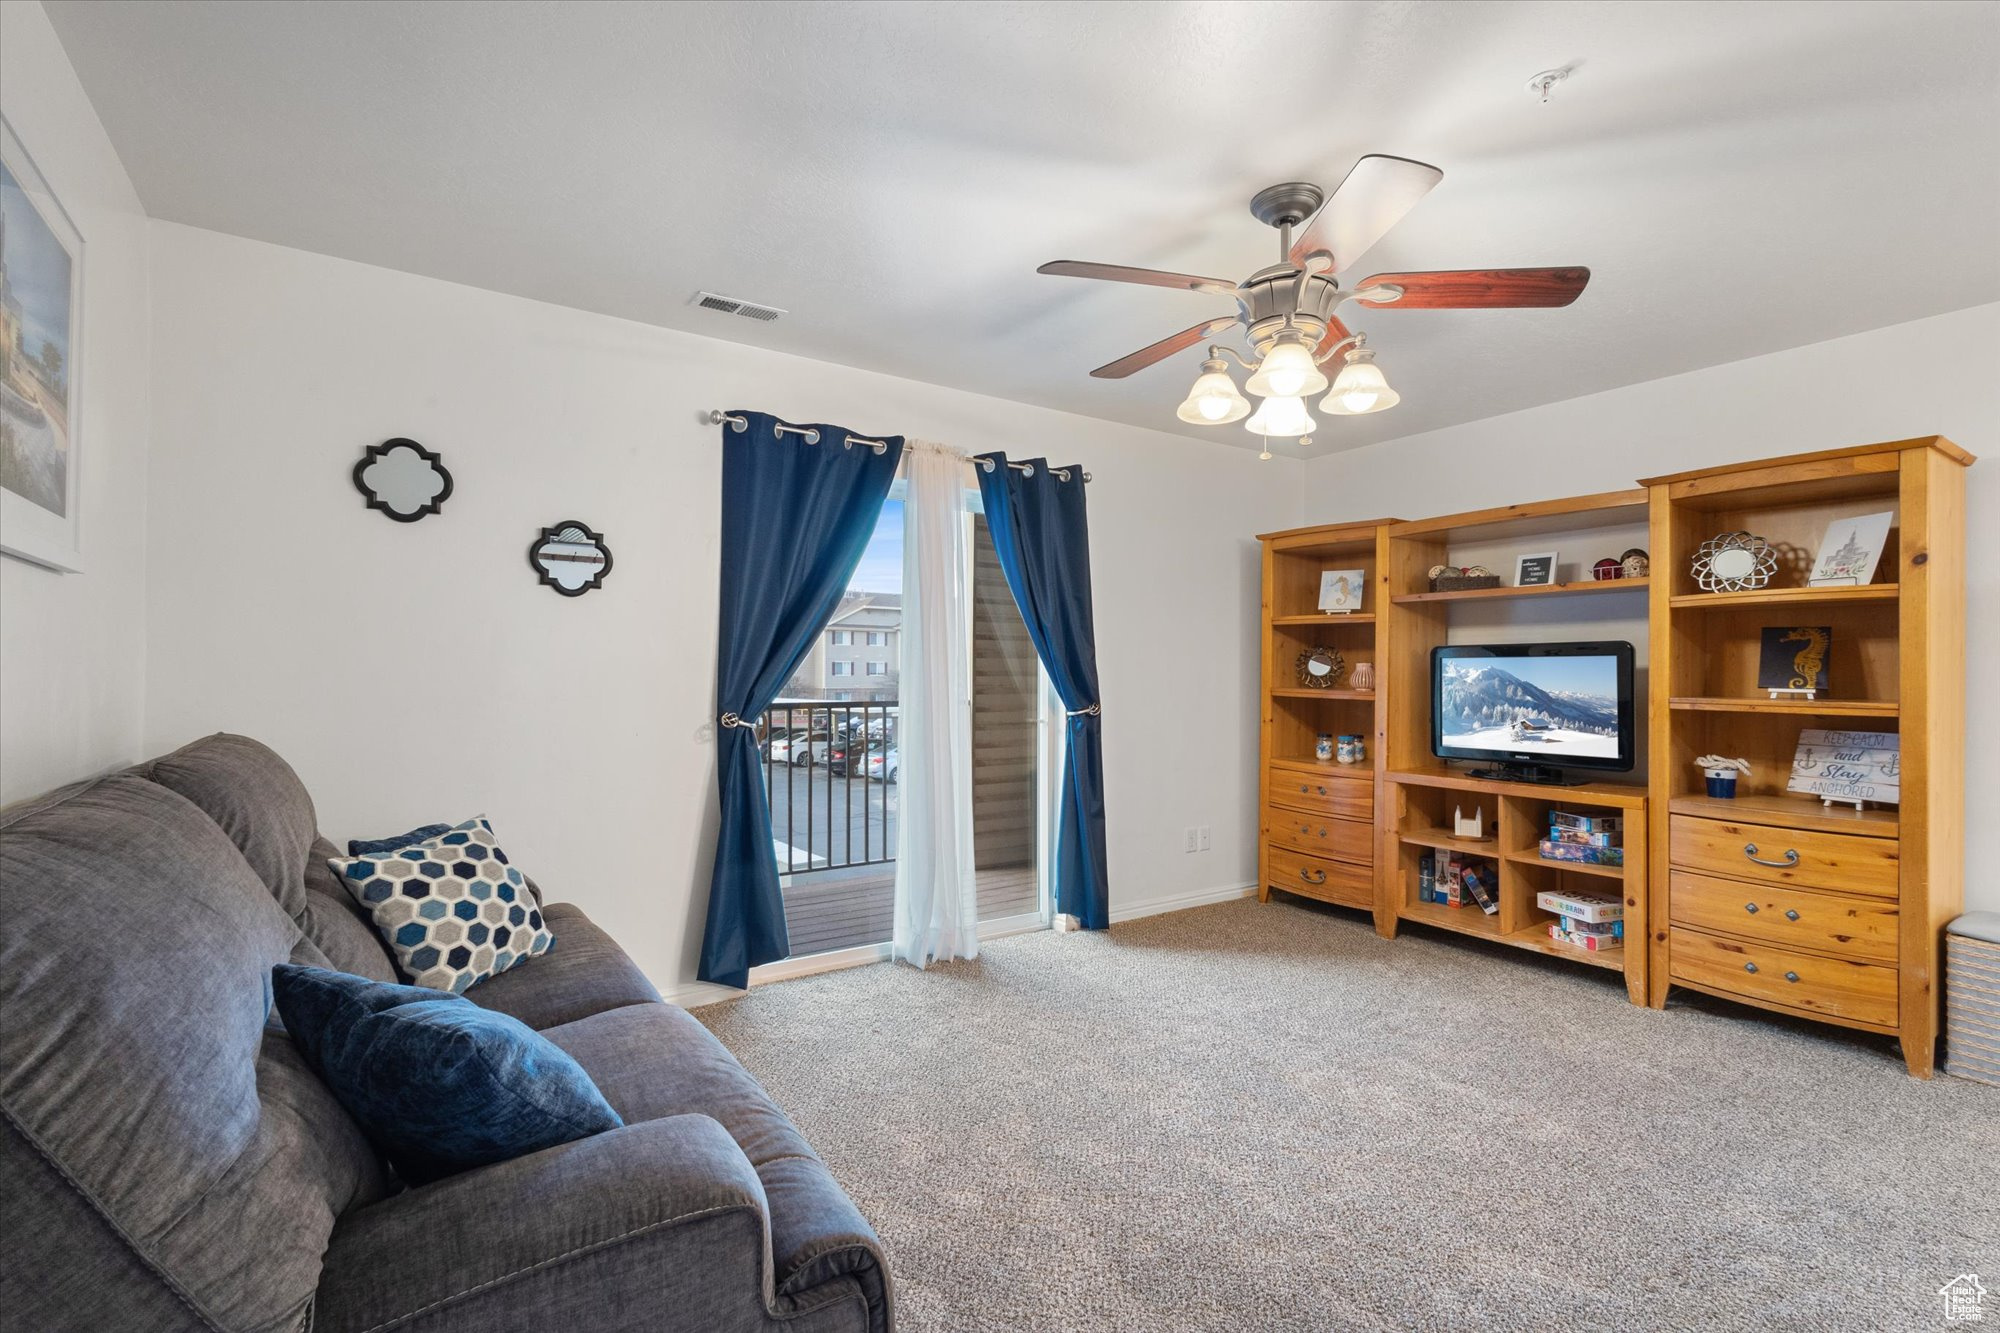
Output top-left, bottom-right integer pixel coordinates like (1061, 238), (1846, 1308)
(718, 713), (757, 729)
(1066, 704), (1101, 717)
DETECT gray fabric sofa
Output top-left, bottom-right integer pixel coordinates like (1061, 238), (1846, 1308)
(0, 734), (891, 1333)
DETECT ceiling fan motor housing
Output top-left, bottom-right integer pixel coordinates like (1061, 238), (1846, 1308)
(1239, 266), (1342, 356)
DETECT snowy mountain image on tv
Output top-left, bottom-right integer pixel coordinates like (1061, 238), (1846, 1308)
(1439, 656), (1622, 758)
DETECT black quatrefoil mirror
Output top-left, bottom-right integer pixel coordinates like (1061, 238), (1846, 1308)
(529, 521), (612, 596)
(354, 438), (453, 522)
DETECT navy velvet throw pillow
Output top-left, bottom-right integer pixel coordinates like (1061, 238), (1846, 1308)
(272, 963), (622, 1184)
(347, 823), (453, 858)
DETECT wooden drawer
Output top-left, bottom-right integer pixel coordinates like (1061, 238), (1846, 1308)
(1669, 926), (1898, 1028)
(1668, 815), (1897, 898)
(1266, 769), (1373, 822)
(1265, 809), (1373, 866)
(1265, 844), (1372, 910)
(1669, 871), (1898, 963)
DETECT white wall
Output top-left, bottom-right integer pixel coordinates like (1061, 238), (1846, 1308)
(0, 1), (151, 804)
(144, 221), (1300, 998)
(1301, 303), (2000, 909)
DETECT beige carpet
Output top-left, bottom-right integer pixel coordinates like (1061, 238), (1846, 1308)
(696, 897), (1998, 1332)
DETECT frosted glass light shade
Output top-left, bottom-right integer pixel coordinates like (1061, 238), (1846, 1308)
(1244, 394), (1316, 438)
(1243, 335), (1328, 399)
(1321, 349), (1401, 415)
(1175, 361), (1251, 425)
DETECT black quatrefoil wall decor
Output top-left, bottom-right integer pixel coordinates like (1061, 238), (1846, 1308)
(528, 520), (612, 596)
(353, 437), (453, 522)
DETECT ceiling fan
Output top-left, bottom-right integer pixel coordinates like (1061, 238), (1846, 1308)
(1037, 154), (1589, 453)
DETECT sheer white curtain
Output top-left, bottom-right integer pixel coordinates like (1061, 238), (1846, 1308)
(892, 441), (978, 967)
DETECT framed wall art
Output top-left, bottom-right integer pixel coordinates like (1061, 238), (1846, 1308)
(0, 116), (86, 571)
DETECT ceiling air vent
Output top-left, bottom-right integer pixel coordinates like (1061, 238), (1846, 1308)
(694, 291), (787, 322)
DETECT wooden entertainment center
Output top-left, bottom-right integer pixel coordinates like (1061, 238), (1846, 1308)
(1257, 437), (1971, 1076)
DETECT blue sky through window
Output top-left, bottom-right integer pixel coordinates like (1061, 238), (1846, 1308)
(848, 498), (903, 594)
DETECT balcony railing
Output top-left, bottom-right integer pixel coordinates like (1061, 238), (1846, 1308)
(758, 700), (899, 876)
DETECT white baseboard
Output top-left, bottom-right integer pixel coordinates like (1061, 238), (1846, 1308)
(1108, 881), (1256, 924)
(665, 979), (750, 1009)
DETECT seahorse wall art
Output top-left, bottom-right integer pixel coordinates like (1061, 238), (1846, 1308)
(1783, 625), (1829, 689)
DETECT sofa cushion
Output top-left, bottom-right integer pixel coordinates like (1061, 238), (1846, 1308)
(274, 964), (623, 1185)
(138, 733), (319, 928)
(542, 1004), (888, 1315)
(304, 835), (402, 982)
(0, 774), (390, 1333)
(329, 816), (553, 993)
(465, 901), (662, 1029)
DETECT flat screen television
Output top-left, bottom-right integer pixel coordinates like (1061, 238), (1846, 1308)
(1432, 641), (1637, 781)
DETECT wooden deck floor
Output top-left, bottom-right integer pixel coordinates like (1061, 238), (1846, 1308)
(782, 863), (1039, 957)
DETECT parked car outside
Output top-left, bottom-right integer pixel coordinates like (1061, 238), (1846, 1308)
(770, 731), (831, 766)
(830, 738), (883, 777)
(866, 747), (899, 784)
(761, 727), (801, 762)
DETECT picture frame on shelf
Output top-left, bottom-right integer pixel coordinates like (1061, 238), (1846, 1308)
(0, 116), (87, 572)
(1806, 511), (1893, 587)
(1317, 568), (1366, 614)
(1514, 551), (1558, 587)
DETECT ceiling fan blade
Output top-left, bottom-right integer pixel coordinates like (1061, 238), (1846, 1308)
(1039, 261), (1237, 297)
(1353, 267), (1591, 309)
(1313, 313), (1354, 362)
(1289, 154), (1443, 271)
(1089, 317), (1239, 379)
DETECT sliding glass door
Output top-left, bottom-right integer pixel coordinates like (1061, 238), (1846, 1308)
(763, 478), (1048, 962)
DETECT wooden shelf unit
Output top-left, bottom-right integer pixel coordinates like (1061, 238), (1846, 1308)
(1384, 767), (1648, 1001)
(1252, 440), (1971, 1076)
(1392, 576), (1650, 605)
(1257, 520), (1396, 916)
(1374, 489), (1655, 1005)
(1645, 436), (1971, 1077)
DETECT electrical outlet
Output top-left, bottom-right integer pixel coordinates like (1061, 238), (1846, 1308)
(1198, 825), (1211, 851)
(1183, 827), (1198, 853)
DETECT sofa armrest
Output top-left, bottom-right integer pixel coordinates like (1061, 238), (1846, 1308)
(314, 1115), (872, 1333)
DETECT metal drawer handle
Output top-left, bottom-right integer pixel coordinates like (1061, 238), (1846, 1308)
(1743, 843), (1800, 868)
(1744, 962), (1759, 974)
(1744, 902), (1759, 914)
(1300, 784), (1330, 796)
(1784, 971), (1800, 983)
(1785, 909), (1800, 921)
(1299, 867), (1327, 885)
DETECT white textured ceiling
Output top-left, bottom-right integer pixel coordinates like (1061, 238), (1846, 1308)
(43, 0), (2000, 455)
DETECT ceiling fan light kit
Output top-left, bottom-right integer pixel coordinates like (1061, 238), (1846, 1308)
(1245, 394), (1317, 439)
(1321, 344), (1400, 416)
(1176, 357), (1253, 425)
(1037, 153), (1589, 455)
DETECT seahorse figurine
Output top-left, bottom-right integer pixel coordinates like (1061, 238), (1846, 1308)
(1782, 626), (1829, 689)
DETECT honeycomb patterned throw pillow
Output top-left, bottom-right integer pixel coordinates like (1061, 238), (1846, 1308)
(329, 816), (554, 992)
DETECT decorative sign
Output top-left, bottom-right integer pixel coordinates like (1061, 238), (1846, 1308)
(1317, 568), (1366, 613)
(1788, 728), (1900, 807)
(1808, 511), (1893, 587)
(1515, 551), (1558, 587)
(1758, 626), (1831, 696)
(528, 520), (612, 596)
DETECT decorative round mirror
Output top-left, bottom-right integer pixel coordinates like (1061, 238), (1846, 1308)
(354, 438), (452, 522)
(1692, 531), (1776, 593)
(1295, 645), (1344, 689)
(529, 520), (612, 596)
